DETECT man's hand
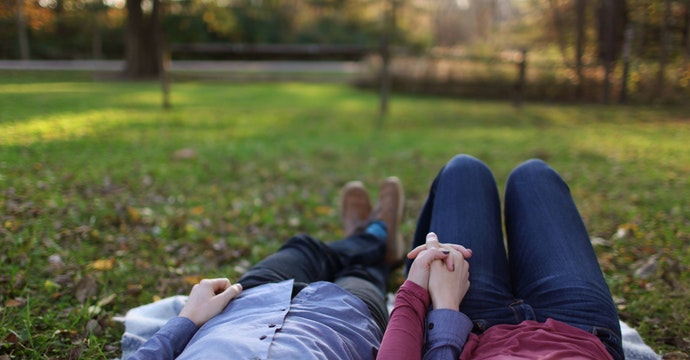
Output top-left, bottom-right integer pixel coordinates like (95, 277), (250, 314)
(179, 278), (242, 327)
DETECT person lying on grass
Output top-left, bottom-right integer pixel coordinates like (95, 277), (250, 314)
(378, 155), (623, 360)
(127, 178), (419, 359)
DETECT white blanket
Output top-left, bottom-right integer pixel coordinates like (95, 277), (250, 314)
(118, 295), (660, 360)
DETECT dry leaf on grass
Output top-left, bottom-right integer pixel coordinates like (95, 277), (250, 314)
(172, 148), (197, 160)
(74, 275), (98, 304)
(88, 258), (115, 271)
(5, 298), (27, 307)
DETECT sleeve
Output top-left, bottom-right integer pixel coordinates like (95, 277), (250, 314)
(126, 316), (198, 360)
(423, 309), (472, 360)
(377, 280), (430, 360)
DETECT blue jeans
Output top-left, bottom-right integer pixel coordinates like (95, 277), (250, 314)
(408, 155), (624, 360)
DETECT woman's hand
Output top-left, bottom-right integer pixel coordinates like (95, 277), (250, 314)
(407, 246), (451, 290)
(428, 249), (470, 310)
(179, 278), (242, 327)
(407, 232), (472, 290)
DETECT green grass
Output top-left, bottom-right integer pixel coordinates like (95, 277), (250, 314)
(1, 70), (689, 358)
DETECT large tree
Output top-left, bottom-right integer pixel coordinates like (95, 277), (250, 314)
(125, 0), (163, 78)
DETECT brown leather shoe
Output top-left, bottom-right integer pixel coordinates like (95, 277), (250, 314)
(340, 181), (372, 237)
(372, 177), (406, 267)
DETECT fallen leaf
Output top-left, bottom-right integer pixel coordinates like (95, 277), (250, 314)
(615, 223), (638, 239)
(3, 331), (19, 345)
(661, 352), (690, 360)
(315, 206), (333, 216)
(67, 345), (83, 360)
(590, 237), (611, 247)
(5, 297), (27, 307)
(172, 148), (197, 160)
(88, 305), (102, 316)
(126, 284), (143, 296)
(184, 275), (203, 285)
(44, 279), (61, 290)
(126, 207), (140, 223)
(74, 275), (97, 304)
(633, 254), (659, 279)
(97, 293), (116, 307)
(88, 258), (115, 271)
(48, 254), (64, 270)
(85, 319), (102, 336)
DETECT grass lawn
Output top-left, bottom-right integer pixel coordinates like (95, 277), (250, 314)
(1, 71), (689, 358)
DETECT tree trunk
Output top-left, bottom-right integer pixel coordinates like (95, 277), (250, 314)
(124, 0), (161, 78)
(16, 0), (30, 60)
(598, 0), (614, 104)
(576, 0), (586, 100)
(657, 0), (671, 95)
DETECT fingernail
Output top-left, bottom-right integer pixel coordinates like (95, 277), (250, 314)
(426, 232), (437, 240)
(441, 249), (450, 254)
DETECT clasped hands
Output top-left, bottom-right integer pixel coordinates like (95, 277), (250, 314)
(407, 232), (471, 310)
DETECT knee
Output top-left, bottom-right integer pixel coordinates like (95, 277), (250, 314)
(507, 158), (559, 185)
(443, 154), (493, 179)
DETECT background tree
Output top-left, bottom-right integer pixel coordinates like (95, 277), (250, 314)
(125, 0), (162, 78)
(597, 0), (628, 103)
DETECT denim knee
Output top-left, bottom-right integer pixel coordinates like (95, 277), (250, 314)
(446, 154), (486, 170)
(506, 158), (566, 188)
(509, 158), (549, 178)
(443, 154), (495, 181)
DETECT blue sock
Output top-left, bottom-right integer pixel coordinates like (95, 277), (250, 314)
(365, 220), (387, 241)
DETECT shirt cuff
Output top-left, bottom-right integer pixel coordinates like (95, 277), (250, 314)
(425, 309), (473, 356)
(159, 316), (199, 355)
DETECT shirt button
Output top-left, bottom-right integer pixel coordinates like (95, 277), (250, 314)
(428, 323), (435, 330)
(259, 335), (267, 340)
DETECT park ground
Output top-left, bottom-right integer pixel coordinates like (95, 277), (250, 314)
(0, 70), (689, 358)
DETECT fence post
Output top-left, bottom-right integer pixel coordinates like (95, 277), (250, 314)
(513, 49), (527, 108)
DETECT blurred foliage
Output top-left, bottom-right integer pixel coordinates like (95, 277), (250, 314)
(1, 0), (689, 60)
(2, 0), (689, 102)
(0, 0), (430, 59)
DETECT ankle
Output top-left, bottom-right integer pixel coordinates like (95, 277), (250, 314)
(364, 221), (387, 242)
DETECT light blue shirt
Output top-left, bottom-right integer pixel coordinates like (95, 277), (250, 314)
(128, 279), (382, 359)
